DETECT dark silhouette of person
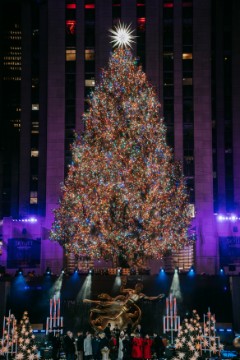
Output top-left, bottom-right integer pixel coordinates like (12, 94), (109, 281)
(152, 333), (165, 359)
(52, 332), (62, 360)
(64, 331), (76, 360)
(104, 322), (112, 340)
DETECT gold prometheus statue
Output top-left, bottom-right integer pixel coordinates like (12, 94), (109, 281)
(83, 277), (165, 331)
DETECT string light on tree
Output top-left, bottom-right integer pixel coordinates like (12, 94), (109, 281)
(50, 25), (192, 267)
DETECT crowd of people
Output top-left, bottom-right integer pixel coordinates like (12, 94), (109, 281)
(50, 323), (166, 360)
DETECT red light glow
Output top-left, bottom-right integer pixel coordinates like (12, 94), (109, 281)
(85, 4), (95, 9)
(66, 20), (76, 35)
(163, 3), (173, 8)
(66, 4), (76, 9)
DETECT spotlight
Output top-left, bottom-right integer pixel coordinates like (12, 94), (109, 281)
(88, 268), (94, 275)
(16, 268), (23, 276)
(159, 268), (165, 274)
(217, 214), (224, 222)
(174, 267), (179, 274)
(188, 265), (195, 276)
(45, 267), (51, 276)
(74, 268), (78, 274)
(61, 268), (65, 274)
(219, 267), (225, 275)
(117, 268), (122, 275)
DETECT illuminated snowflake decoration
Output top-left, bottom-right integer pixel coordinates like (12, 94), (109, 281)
(109, 23), (136, 48)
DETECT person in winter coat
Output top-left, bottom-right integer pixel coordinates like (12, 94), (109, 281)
(52, 332), (62, 360)
(99, 332), (110, 360)
(152, 333), (165, 359)
(76, 331), (84, 360)
(131, 333), (143, 360)
(122, 335), (131, 360)
(84, 332), (93, 360)
(104, 323), (112, 340)
(117, 331), (125, 360)
(64, 331), (76, 360)
(92, 332), (101, 360)
(142, 334), (153, 360)
(109, 332), (118, 360)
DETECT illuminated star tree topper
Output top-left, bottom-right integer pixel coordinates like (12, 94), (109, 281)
(109, 22), (136, 48)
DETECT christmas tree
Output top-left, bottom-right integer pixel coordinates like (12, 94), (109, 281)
(50, 24), (192, 266)
(172, 310), (203, 360)
(201, 309), (223, 358)
(0, 312), (18, 358)
(14, 311), (39, 360)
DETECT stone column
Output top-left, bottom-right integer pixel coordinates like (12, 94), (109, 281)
(75, 0), (85, 135)
(232, 1), (240, 214)
(193, 0), (217, 274)
(173, 0), (183, 160)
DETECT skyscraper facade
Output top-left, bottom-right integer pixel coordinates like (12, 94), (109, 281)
(0, 0), (240, 275)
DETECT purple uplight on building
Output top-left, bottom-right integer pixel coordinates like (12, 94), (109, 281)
(217, 214), (239, 222)
(12, 217), (38, 223)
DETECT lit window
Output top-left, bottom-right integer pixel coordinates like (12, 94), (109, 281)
(182, 53), (192, 60)
(183, 78), (192, 85)
(66, 3), (76, 9)
(32, 104), (39, 110)
(85, 4), (95, 9)
(66, 49), (76, 61)
(85, 49), (95, 61)
(137, 18), (146, 32)
(31, 150), (39, 157)
(32, 122), (39, 129)
(66, 20), (76, 35)
(85, 79), (95, 87)
(163, 52), (174, 58)
(13, 123), (21, 129)
(30, 191), (38, 204)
